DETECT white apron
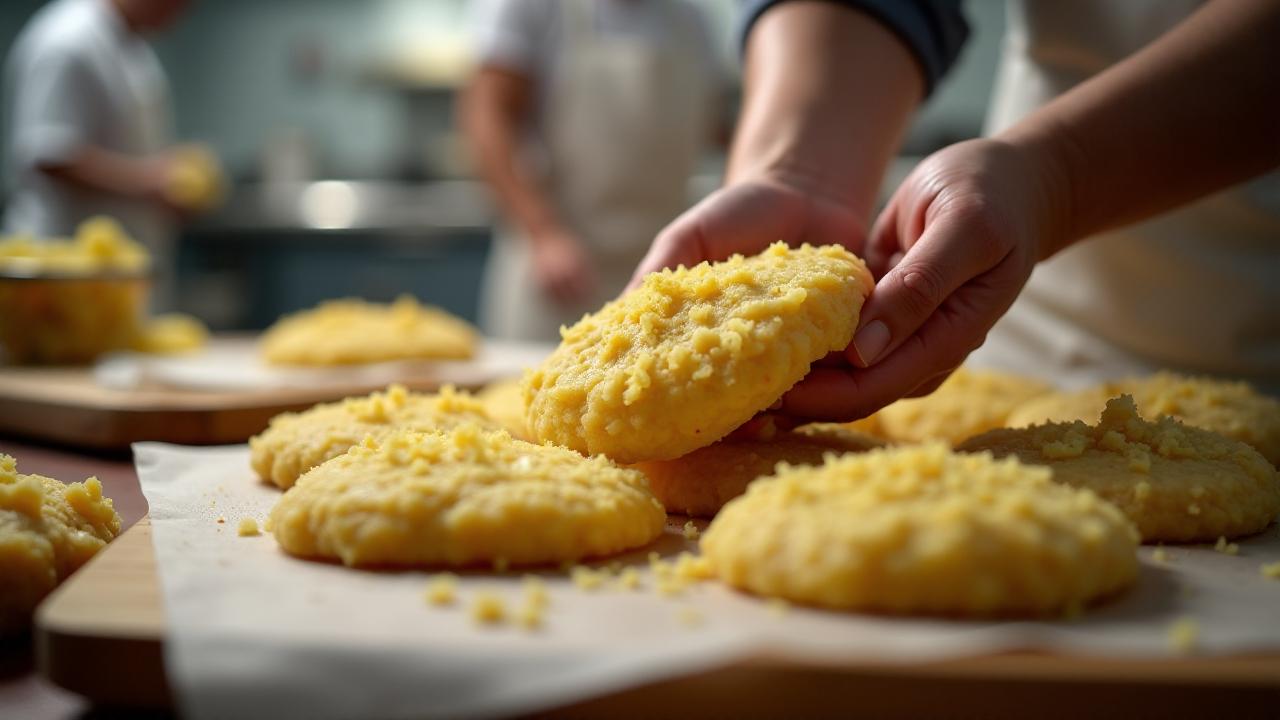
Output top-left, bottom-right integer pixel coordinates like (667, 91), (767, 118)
(968, 0), (1280, 395)
(479, 0), (713, 341)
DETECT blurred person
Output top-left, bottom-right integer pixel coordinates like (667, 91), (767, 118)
(3, 0), (208, 309)
(632, 0), (1280, 423)
(461, 0), (726, 342)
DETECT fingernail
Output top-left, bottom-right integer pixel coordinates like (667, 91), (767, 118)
(852, 320), (889, 367)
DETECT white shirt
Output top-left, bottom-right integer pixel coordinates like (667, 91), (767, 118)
(3, 0), (172, 253)
(472, 0), (724, 133)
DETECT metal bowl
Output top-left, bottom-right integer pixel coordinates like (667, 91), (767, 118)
(0, 266), (152, 365)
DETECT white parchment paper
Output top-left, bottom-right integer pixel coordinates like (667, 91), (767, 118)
(136, 443), (1280, 720)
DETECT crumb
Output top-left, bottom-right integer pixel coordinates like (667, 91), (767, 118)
(216, 517), (225, 524)
(425, 574), (458, 606)
(571, 565), (605, 591)
(616, 567), (642, 591)
(1261, 562), (1280, 580)
(766, 598), (790, 617)
(1213, 536), (1240, 556)
(470, 592), (506, 625)
(237, 517), (259, 536)
(1167, 617), (1198, 654)
(522, 575), (549, 610)
(516, 604), (543, 630)
(676, 607), (704, 627)
(682, 521), (700, 540)
(1151, 546), (1170, 564)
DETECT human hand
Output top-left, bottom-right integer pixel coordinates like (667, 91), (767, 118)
(627, 173), (868, 289)
(530, 230), (597, 306)
(778, 138), (1060, 421)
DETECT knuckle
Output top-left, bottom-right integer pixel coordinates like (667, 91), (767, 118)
(894, 262), (948, 316)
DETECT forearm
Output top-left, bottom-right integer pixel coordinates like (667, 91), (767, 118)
(1003, 0), (1280, 257)
(459, 71), (566, 243)
(39, 146), (164, 199)
(729, 2), (924, 222)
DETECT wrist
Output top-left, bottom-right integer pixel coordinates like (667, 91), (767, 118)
(993, 127), (1077, 260)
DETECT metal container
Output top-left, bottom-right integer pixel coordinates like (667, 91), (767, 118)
(0, 266), (150, 365)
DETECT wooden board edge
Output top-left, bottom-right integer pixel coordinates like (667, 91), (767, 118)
(34, 516), (1280, 710)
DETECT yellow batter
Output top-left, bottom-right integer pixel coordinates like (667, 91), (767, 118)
(524, 243), (873, 463)
(260, 295), (478, 366)
(1007, 372), (1280, 466)
(702, 444), (1138, 616)
(0, 454), (121, 633)
(633, 424), (884, 517)
(874, 367), (1053, 445)
(250, 384), (499, 489)
(960, 395), (1280, 542)
(270, 425), (667, 567)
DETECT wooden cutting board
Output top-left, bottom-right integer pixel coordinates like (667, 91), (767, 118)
(0, 366), (399, 449)
(0, 336), (546, 449)
(34, 517), (1280, 716)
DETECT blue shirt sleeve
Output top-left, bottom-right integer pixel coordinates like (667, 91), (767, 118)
(740, 0), (970, 96)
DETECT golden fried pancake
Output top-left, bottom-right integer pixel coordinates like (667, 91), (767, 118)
(261, 295), (477, 366)
(961, 395), (1280, 542)
(633, 424), (883, 517)
(249, 384), (498, 489)
(270, 425), (666, 567)
(1007, 372), (1280, 466)
(1, 455), (121, 634)
(525, 243), (872, 462)
(702, 444), (1138, 615)
(875, 368), (1052, 445)
(476, 378), (529, 440)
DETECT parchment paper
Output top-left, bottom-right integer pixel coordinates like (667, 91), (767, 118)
(136, 443), (1280, 720)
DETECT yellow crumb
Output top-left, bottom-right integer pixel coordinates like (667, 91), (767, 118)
(656, 577), (686, 598)
(1151, 546), (1170, 564)
(616, 567), (642, 591)
(1167, 617), (1198, 654)
(236, 517), (260, 536)
(676, 607), (704, 627)
(672, 552), (714, 581)
(1213, 536), (1240, 556)
(1261, 562), (1280, 580)
(425, 574), (459, 606)
(682, 521), (700, 540)
(516, 604), (543, 631)
(571, 565), (606, 591)
(469, 592), (506, 625)
(522, 576), (549, 610)
(766, 598), (790, 617)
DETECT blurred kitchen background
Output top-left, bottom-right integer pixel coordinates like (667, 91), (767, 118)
(0, 0), (1004, 332)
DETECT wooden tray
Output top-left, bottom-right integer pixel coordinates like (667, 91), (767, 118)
(0, 336), (546, 449)
(0, 366), (393, 450)
(34, 518), (1280, 717)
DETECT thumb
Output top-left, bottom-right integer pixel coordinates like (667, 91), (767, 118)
(848, 200), (1009, 368)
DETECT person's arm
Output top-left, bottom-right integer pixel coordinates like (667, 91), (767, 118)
(784, 0), (1280, 421)
(629, 1), (947, 283)
(1006, 0), (1280, 255)
(38, 145), (173, 201)
(11, 44), (174, 204)
(458, 65), (595, 304)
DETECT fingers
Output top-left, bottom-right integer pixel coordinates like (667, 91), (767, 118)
(630, 184), (805, 287)
(848, 198), (1010, 368)
(781, 255), (1023, 421)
